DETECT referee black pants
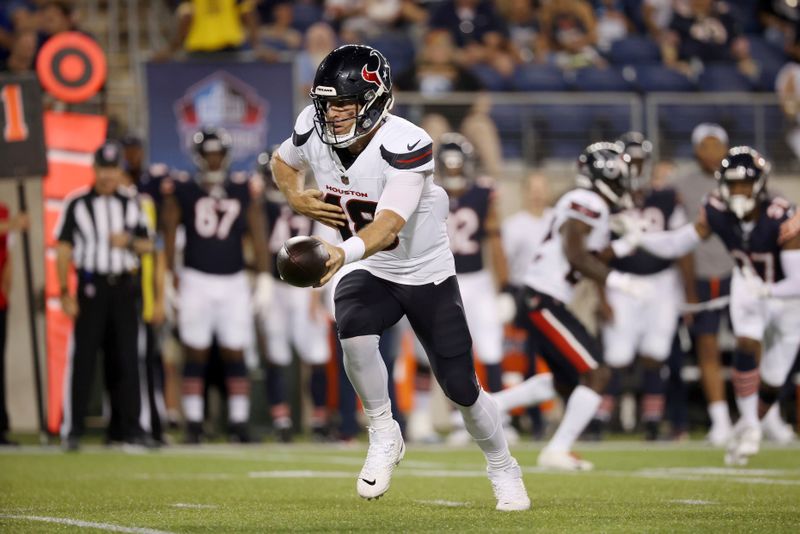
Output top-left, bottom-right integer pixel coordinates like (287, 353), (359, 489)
(64, 274), (142, 441)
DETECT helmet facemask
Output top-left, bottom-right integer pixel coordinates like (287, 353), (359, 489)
(715, 147), (770, 220)
(577, 142), (633, 209)
(311, 88), (393, 148)
(192, 130), (231, 185)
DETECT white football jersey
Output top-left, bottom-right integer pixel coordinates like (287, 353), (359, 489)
(502, 208), (553, 287)
(523, 188), (610, 302)
(277, 105), (455, 285)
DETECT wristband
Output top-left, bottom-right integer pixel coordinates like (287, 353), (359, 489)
(340, 236), (366, 264)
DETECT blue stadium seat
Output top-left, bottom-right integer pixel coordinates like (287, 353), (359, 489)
(634, 64), (695, 92)
(366, 33), (416, 75)
(291, 3), (323, 33)
(573, 66), (633, 91)
(747, 36), (788, 90)
(512, 64), (569, 91)
(608, 36), (661, 65)
(470, 64), (513, 91)
(698, 63), (755, 92)
(729, 0), (761, 35)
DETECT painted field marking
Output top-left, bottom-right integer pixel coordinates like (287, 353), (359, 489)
(0, 514), (174, 534)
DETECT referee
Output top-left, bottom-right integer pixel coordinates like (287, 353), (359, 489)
(56, 140), (155, 451)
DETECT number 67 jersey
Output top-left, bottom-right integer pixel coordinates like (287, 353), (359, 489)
(172, 171), (257, 275)
(277, 105), (455, 285)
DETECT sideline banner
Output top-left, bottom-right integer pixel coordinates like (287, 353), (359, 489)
(146, 60), (295, 172)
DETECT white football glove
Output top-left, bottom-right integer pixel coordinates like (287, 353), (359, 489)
(252, 272), (275, 316)
(496, 291), (517, 324)
(609, 213), (644, 258)
(606, 270), (653, 299)
(739, 266), (771, 299)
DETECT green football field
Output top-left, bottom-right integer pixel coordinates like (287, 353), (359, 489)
(2, 441), (799, 533)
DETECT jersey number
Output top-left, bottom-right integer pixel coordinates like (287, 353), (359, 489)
(324, 194), (398, 250)
(194, 197), (241, 239)
(270, 206), (312, 252)
(731, 250), (775, 283)
(447, 207), (480, 255)
(1, 84), (29, 142)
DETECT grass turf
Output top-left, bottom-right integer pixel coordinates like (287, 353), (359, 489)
(1, 441), (799, 533)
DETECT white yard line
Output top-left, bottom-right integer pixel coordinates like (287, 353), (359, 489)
(248, 470), (353, 478)
(669, 500), (718, 505)
(0, 514), (174, 534)
(414, 500), (471, 507)
(170, 503), (218, 510)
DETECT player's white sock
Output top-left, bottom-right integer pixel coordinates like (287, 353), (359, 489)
(228, 396), (250, 424)
(341, 335), (393, 432)
(182, 395), (203, 423)
(736, 394), (759, 427)
(543, 385), (601, 453)
(708, 400), (732, 429)
(492, 373), (555, 412)
(458, 389), (514, 471)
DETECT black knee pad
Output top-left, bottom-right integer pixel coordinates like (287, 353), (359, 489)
(436, 355), (480, 407)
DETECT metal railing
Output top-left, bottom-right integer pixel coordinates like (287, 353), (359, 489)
(395, 91), (787, 167)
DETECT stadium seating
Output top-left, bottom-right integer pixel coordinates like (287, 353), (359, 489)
(366, 33), (416, 76)
(698, 63), (756, 92)
(512, 64), (570, 92)
(573, 66), (634, 92)
(291, 3), (323, 33)
(608, 36), (661, 65)
(470, 64), (513, 92)
(633, 63), (696, 92)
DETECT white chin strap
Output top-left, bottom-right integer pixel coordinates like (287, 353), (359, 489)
(326, 121), (358, 148)
(443, 176), (468, 191)
(204, 170), (225, 184)
(728, 195), (755, 218)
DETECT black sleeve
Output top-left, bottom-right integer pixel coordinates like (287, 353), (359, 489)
(56, 198), (78, 244)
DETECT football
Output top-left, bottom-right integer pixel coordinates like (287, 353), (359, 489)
(277, 236), (330, 287)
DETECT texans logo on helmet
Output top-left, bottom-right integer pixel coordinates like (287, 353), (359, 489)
(360, 51), (385, 90)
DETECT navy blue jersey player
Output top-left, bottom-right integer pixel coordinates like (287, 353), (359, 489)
(256, 150), (331, 442)
(161, 127), (272, 444)
(439, 133), (510, 394)
(598, 133), (688, 440)
(631, 146), (800, 465)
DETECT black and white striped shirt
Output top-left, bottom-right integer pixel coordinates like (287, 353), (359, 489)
(55, 187), (152, 274)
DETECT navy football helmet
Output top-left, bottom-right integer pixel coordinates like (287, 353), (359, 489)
(715, 146), (770, 219)
(191, 126), (232, 184)
(436, 132), (475, 192)
(310, 45), (393, 148)
(576, 142), (633, 209)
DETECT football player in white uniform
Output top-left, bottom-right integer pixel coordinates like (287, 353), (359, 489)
(161, 128), (272, 443)
(492, 143), (648, 470)
(271, 45), (529, 511)
(619, 147), (800, 465)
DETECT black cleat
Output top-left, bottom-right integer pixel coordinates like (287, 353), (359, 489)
(228, 423), (254, 443)
(183, 422), (204, 445)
